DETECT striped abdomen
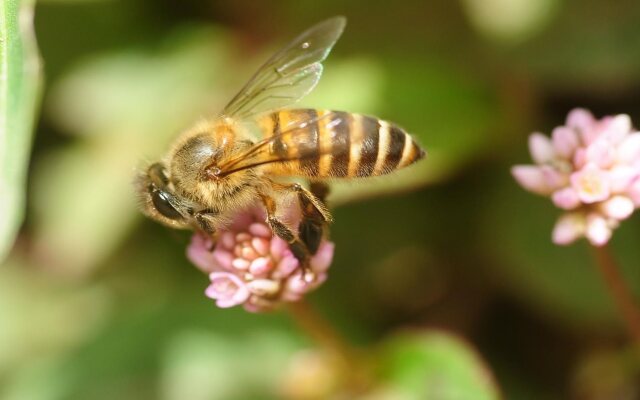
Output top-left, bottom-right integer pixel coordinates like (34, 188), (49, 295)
(257, 109), (425, 178)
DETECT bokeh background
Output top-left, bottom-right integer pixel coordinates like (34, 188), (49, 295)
(4, 0), (640, 398)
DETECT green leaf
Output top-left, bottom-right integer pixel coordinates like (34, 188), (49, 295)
(0, 0), (42, 263)
(376, 330), (501, 400)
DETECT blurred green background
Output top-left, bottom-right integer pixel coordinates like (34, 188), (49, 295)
(4, 0), (640, 398)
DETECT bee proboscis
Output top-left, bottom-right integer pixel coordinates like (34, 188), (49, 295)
(136, 16), (426, 277)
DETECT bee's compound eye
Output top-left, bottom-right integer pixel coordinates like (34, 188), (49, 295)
(151, 190), (183, 220)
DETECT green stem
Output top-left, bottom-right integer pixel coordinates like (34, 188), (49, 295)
(288, 300), (357, 363)
(591, 244), (640, 345)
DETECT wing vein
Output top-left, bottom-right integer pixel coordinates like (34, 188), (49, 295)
(222, 16), (346, 119)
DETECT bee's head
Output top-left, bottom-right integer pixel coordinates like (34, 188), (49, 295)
(135, 162), (192, 230)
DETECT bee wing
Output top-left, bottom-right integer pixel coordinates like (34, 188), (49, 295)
(222, 16), (346, 119)
(218, 111), (350, 176)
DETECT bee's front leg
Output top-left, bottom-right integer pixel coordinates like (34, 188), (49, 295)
(194, 209), (218, 237)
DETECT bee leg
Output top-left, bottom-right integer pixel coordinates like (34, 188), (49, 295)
(269, 182), (331, 255)
(271, 181), (332, 222)
(301, 181), (332, 252)
(309, 181), (330, 204)
(194, 209), (217, 236)
(261, 194), (316, 282)
(284, 183), (331, 255)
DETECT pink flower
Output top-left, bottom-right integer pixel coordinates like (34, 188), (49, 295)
(206, 272), (250, 308)
(570, 163), (610, 204)
(187, 207), (335, 312)
(512, 108), (640, 246)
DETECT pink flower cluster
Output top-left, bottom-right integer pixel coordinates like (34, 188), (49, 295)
(187, 208), (334, 312)
(512, 108), (640, 246)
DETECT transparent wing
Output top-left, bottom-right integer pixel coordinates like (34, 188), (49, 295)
(218, 111), (350, 176)
(223, 16), (346, 119)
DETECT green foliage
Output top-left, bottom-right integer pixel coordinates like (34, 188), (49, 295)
(0, 0), (41, 263)
(34, 27), (233, 273)
(4, 1), (640, 398)
(376, 331), (501, 400)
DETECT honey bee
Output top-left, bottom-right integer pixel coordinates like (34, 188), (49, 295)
(136, 16), (425, 276)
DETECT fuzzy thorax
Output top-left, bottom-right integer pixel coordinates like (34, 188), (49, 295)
(164, 118), (264, 229)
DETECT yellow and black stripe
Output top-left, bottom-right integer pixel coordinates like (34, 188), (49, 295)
(258, 109), (425, 178)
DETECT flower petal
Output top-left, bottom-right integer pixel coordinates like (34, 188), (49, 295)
(511, 165), (554, 195)
(585, 140), (615, 169)
(540, 165), (569, 188)
(551, 187), (581, 210)
(617, 133), (640, 164)
(585, 214), (612, 246)
(243, 296), (274, 313)
(567, 108), (597, 144)
(602, 114), (632, 143)
(249, 222), (272, 238)
(231, 258), (250, 270)
(240, 246), (258, 261)
(570, 163), (610, 203)
(246, 279), (281, 296)
(251, 237), (270, 256)
(609, 166), (638, 193)
(219, 232), (236, 250)
(529, 133), (555, 163)
(206, 272), (250, 308)
(186, 233), (217, 273)
(270, 237), (288, 259)
(310, 242), (335, 273)
(573, 148), (587, 169)
(600, 195), (635, 220)
(249, 256), (273, 276)
(210, 249), (233, 270)
(276, 253), (299, 278)
(566, 108), (595, 131)
(628, 179), (640, 206)
(552, 213), (585, 245)
(285, 272), (310, 295)
(552, 127), (579, 159)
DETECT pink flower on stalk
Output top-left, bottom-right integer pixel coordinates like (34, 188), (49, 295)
(512, 108), (640, 246)
(187, 208), (334, 312)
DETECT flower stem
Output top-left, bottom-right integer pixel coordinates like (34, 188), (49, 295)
(591, 244), (640, 345)
(287, 300), (358, 363)
(287, 300), (369, 391)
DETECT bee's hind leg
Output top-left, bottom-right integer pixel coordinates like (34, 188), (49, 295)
(309, 181), (330, 204)
(261, 194), (316, 282)
(301, 181), (332, 252)
(271, 182), (332, 255)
